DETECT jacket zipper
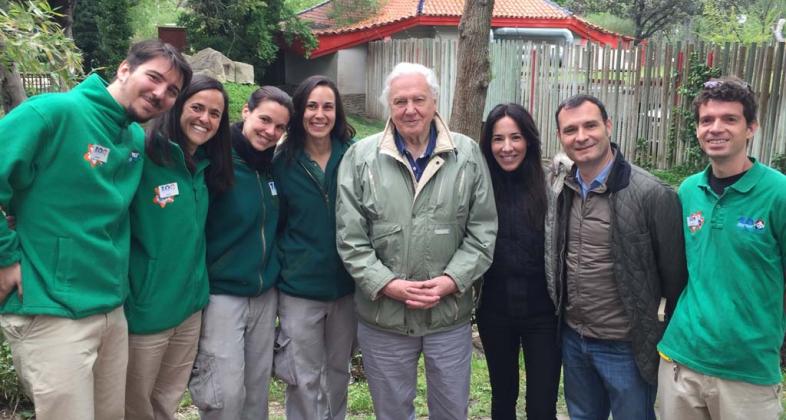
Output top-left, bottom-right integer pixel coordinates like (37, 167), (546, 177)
(255, 170), (267, 294)
(299, 161), (329, 208)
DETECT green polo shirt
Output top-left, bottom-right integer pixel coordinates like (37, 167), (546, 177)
(658, 159), (786, 385)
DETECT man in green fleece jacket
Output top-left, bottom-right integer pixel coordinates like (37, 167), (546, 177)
(0, 40), (191, 420)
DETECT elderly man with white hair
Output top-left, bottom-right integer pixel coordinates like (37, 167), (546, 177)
(336, 62), (498, 419)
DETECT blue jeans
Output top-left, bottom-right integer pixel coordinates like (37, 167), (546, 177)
(562, 326), (656, 420)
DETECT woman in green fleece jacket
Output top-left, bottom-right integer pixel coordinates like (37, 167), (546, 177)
(272, 75), (356, 420)
(125, 75), (234, 420)
(189, 86), (293, 420)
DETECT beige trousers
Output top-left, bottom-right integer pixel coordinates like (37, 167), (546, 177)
(125, 310), (202, 420)
(658, 358), (783, 420)
(0, 306), (128, 420)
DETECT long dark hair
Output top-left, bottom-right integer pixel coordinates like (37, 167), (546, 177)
(480, 103), (547, 229)
(145, 74), (234, 194)
(280, 75), (355, 162)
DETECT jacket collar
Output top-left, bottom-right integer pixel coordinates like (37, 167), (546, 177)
(570, 143), (631, 194)
(697, 158), (763, 194)
(379, 112), (456, 158)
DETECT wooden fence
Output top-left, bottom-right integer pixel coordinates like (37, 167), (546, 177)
(366, 38), (786, 168)
(20, 73), (59, 95)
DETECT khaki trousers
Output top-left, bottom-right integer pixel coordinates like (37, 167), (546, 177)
(126, 310), (202, 420)
(658, 358), (783, 420)
(0, 306), (128, 420)
(277, 292), (356, 420)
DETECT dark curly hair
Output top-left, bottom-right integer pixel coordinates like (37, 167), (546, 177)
(693, 76), (757, 125)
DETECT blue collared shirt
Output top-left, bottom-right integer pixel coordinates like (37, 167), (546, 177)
(576, 156), (614, 199)
(394, 123), (437, 181)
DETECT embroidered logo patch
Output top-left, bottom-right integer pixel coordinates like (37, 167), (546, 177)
(687, 211), (704, 233)
(737, 216), (766, 232)
(128, 151), (141, 163)
(153, 183), (179, 208)
(84, 144), (110, 167)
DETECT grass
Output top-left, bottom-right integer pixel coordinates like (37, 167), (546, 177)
(176, 350), (567, 419)
(223, 82), (387, 141)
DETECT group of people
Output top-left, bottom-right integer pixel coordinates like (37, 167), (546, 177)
(0, 37), (783, 420)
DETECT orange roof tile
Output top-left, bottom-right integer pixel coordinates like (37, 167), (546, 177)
(300, 0), (573, 35)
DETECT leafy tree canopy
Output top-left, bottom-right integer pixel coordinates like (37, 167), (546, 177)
(73, 0), (132, 78)
(179, 0), (316, 82)
(695, 0), (785, 43)
(566, 0), (702, 44)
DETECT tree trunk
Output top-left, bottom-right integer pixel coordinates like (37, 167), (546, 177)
(49, 0), (77, 38)
(0, 62), (28, 114)
(449, 0), (495, 141)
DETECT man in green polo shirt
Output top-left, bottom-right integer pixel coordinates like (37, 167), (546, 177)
(658, 76), (786, 419)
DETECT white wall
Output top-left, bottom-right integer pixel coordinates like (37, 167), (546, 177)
(336, 45), (367, 94)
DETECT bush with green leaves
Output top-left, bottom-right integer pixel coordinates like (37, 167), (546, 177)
(179, 0), (316, 83)
(73, 0), (132, 78)
(667, 52), (721, 171)
(0, 336), (32, 415)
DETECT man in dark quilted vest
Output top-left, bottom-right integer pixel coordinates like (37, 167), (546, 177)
(545, 94), (687, 420)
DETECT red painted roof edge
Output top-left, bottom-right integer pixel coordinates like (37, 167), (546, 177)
(302, 15), (633, 57)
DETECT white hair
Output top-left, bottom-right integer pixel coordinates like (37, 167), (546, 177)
(379, 62), (440, 111)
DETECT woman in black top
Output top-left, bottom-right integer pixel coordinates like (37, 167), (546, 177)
(478, 103), (561, 420)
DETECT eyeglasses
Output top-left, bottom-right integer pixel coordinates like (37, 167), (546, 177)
(703, 79), (753, 93)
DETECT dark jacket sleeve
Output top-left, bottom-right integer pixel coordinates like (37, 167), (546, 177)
(648, 183), (688, 318)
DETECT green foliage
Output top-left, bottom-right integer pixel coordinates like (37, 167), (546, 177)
(695, 0), (785, 43)
(128, 0), (182, 40)
(566, 0), (701, 42)
(285, 0), (325, 13)
(73, 0), (132, 78)
(634, 137), (654, 169)
(224, 82), (260, 122)
(347, 114), (385, 139)
(583, 12), (636, 37)
(0, 0), (83, 87)
(329, 0), (378, 26)
(0, 336), (32, 415)
(666, 52), (720, 171)
(771, 153), (786, 174)
(652, 166), (694, 187)
(178, 0), (317, 83)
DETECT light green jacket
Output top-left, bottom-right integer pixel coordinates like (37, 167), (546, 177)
(336, 114), (497, 336)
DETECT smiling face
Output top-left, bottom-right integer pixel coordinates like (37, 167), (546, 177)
(110, 56), (184, 123)
(696, 99), (757, 167)
(556, 100), (614, 173)
(179, 89), (225, 155)
(491, 116), (527, 172)
(241, 100), (290, 152)
(388, 73), (437, 142)
(303, 85), (336, 143)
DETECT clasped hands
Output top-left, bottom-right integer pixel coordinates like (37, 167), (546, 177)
(381, 275), (457, 309)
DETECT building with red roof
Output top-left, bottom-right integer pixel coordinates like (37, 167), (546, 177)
(283, 0), (630, 113)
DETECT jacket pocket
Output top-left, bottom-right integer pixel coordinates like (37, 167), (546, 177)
(425, 223), (460, 270)
(373, 296), (406, 329)
(133, 259), (158, 305)
(54, 237), (73, 292)
(370, 223), (402, 267)
(189, 352), (224, 411)
(428, 294), (461, 329)
(273, 327), (298, 386)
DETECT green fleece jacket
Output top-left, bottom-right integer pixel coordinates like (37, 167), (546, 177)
(125, 141), (210, 334)
(0, 74), (145, 318)
(205, 145), (280, 297)
(272, 137), (354, 301)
